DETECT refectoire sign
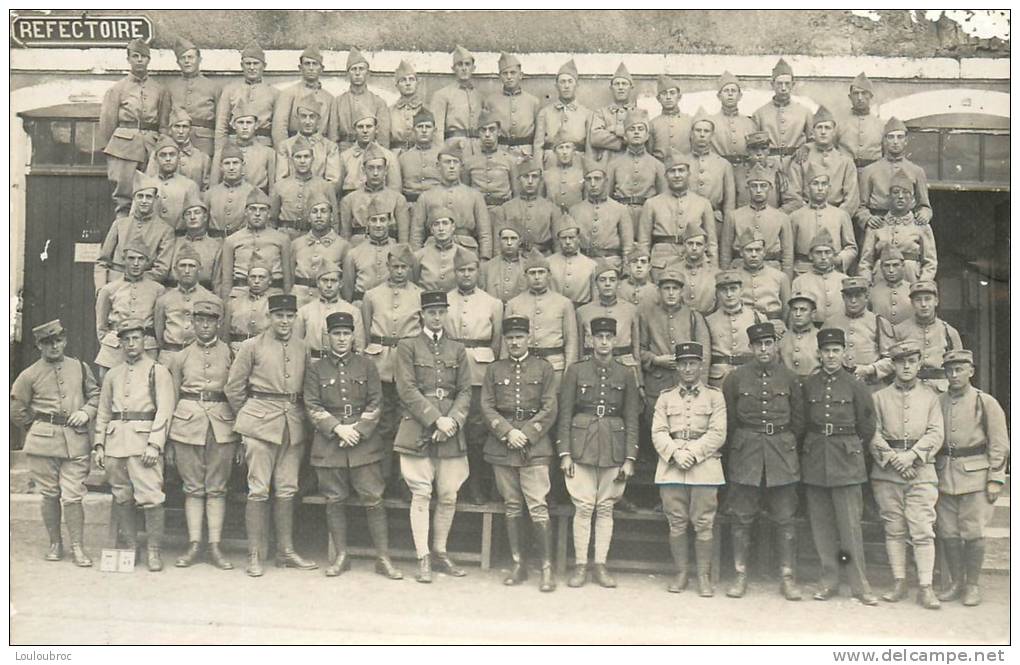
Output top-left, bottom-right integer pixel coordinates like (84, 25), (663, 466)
(11, 15), (152, 48)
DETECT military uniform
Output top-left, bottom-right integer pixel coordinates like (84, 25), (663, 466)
(789, 198), (857, 276)
(708, 72), (757, 162)
(857, 152), (932, 228)
(96, 174), (176, 287)
(291, 229), (350, 307)
(722, 202), (794, 276)
(548, 248), (597, 307)
(411, 152), (492, 258)
(734, 158), (800, 214)
(687, 142), (736, 226)
(858, 212), (938, 285)
(893, 281), (962, 393)
(342, 236), (395, 303)
(617, 252), (659, 311)
(11, 320), (100, 566)
(791, 259), (847, 325)
(577, 296), (640, 372)
(638, 183), (718, 277)
(734, 257), (792, 321)
(542, 151), (586, 211)
(276, 132), (341, 184)
(464, 140), (518, 208)
(430, 46), (483, 146)
(224, 266), (271, 353)
(340, 187), (409, 246)
(170, 205), (222, 292)
(153, 278), (220, 363)
(166, 40), (220, 156)
(271, 47), (336, 148)
(569, 191), (634, 271)
(780, 323), (819, 377)
(144, 110), (211, 188)
(214, 44), (278, 152)
(787, 108), (860, 218)
(331, 51), (392, 151)
(837, 74), (884, 169)
(870, 247), (913, 325)
(677, 229), (719, 315)
(415, 236), (461, 293)
(607, 140), (667, 235)
(533, 59), (590, 161)
(211, 138), (277, 195)
(486, 53), (540, 160)
(94, 252), (165, 369)
(399, 143), (443, 203)
(822, 278), (895, 388)
(337, 140), (402, 197)
(219, 189), (293, 300)
(495, 159), (559, 254)
(480, 252), (527, 303)
(204, 172), (255, 237)
(153, 147), (202, 231)
(389, 60), (428, 152)
(752, 59), (813, 170)
(649, 76), (694, 160)
(294, 293), (366, 359)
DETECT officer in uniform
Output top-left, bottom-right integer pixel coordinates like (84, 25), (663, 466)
(708, 71), (757, 164)
(731, 228), (792, 322)
(204, 144), (255, 237)
(822, 277), (895, 390)
(752, 58), (813, 171)
(935, 349), (1010, 607)
(331, 48), (391, 152)
(651, 341), (726, 596)
(533, 59), (590, 165)
(779, 291), (819, 377)
(339, 143), (409, 245)
(98, 39), (172, 216)
(214, 42), (278, 152)
(163, 299), (237, 570)
(92, 318), (176, 572)
(272, 46), (336, 149)
(722, 164), (794, 277)
(869, 246), (914, 326)
(486, 52), (541, 161)
(588, 63), (638, 166)
(480, 316), (559, 591)
(648, 74), (693, 160)
(558, 317), (640, 589)
(869, 340), (944, 609)
(430, 45), (482, 147)
(789, 163), (858, 276)
(787, 106), (859, 218)
(705, 270), (766, 387)
(800, 328), (879, 605)
(791, 229), (848, 325)
(151, 135), (202, 232)
(495, 157), (560, 255)
(464, 109), (519, 208)
(341, 197), (397, 303)
(607, 109), (667, 237)
(219, 188), (293, 302)
(11, 319), (100, 567)
(858, 172), (938, 285)
(569, 158), (634, 270)
(480, 221), (528, 303)
(394, 291), (473, 583)
(166, 38), (220, 157)
(291, 192), (349, 307)
(856, 117), (933, 231)
(411, 141), (492, 259)
(389, 59), (427, 153)
(721, 321), (806, 600)
(293, 258), (366, 359)
(225, 293), (317, 577)
(145, 107), (211, 189)
(893, 281), (962, 394)
(171, 192), (222, 292)
(153, 244), (220, 364)
(96, 173), (176, 290)
(303, 311), (403, 581)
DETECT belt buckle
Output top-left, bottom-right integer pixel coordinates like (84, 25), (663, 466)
(679, 428), (689, 440)
(515, 408), (525, 421)
(824, 423), (833, 436)
(343, 404), (353, 418)
(595, 404), (606, 418)
(435, 388), (447, 401)
(765, 422), (774, 435)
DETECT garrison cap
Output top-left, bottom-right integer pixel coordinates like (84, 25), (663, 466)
(771, 57), (794, 79)
(366, 195), (392, 218)
(453, 246), (480, 269)
(173, 38), (198, 58)
(737, 227), (766, 249)
(625, 245), (650, 262)
(346, 47), (369, 69)
(314, 258), (342, 280)
(888, 339), (922, 360)
(394, 59), (416, 79)
(326, 311), (356, 332)
(240, 42), (266, 63)
(32, 319), (65, 343)
(502, 316), (530, 335)
(123, 236), (152, 260)
(691, 107), (715, 130)
(306, 189), (334, 210)
(590, 317), (617, 336)
(246, 188), (271, 208)
(787, 290), (817, 307)
(909, 280), (938, 298)
(745, 162), (772, 184)
(662, 151), (691, 170)
(675, 341), (704, 361)
(592, 258), (620, 279)
(174, 243), (202, 265)
(715, 270), (743, 289)
(555, 213), (581, 235)
(557, 58), (578, 79)
(682, 223), (708, 242)
(657, 264), (685, 287)
(412, 108), (435, 126)
(495, 219), (522, 238)
(841, 277), (869, 293)
(498, 52), (521, 72)
(523, 248), (550, 271)
(296, 94), (323, 116)
(361, 143), (388, 164)
(942, 349), (974, 367)
(420, 290), (448, 310)
(812, 105), (836, 126)
(351, 106), (377, 125)
(267, 294), (298, 313)
(809, 228), (836, 251)
(438, 139), (464, 161)
(388, 243), (415, 266)
(623, 108), (650, 130)
(611, 62), (633, 84)
(219, 143), (244, 162)
(132, 172), (160, 195)
(155, 135), (180, 154)
(657, 74), (682, 94)
(747, 321), (777, 343)
(300, 45), (323, 63)
(816, 328), (845, 347)
(169, 107), (193, 126)
(517, 157), (543, 175)
(716, 70), (740, 91)
(582, 156), (606, 176)
(550, 127), (576, 149)
(193, 300), (223, 318)
(804, 161), (829, 183)
(477, 107), (501, 129)
(745, 131), (771, 149)
(889, 171), (914, 192)
(430, 205), (456, 223)
(850, 71), (874, 93)
(451, 45), (474, 65)
(291, 134), (314, 156)
(880, 246), (905, 263)
(247, 253), (272, 275)
(116, 318), (147, 337)
(126, 39), (150, 57)
(884, 116), (908, 134)
(232, 99), (258, 121)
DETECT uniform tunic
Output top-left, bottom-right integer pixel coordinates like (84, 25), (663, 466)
(857, 156), (932, 220)
(686, 150), (735, 217)
(548, 252), (597, 306)
(542, 159), (585, 211)
(870, 278), (913, 326)
(779, 325), (819, 376)
(822, 310), (895, 382)
(576, 299), (640, 370)
(480, 353), (558, 467)
(638, 190), (717, 270)
(414, 238), (460, 292)
(291, 230), (350, 306)
(480, 254), (527, 303)
(294, 297), (366, 357)
(342, 237), (395, 302)
(411, 183), (492, 258)
(145, 141), (210, 190)
(332, 88), (392, 150)
(224, 291), (270, 350)
(735, 263), (791, 321)
(788, 144), (860, 217)
(95, 277), (165, 365)
(789, 203), (858, 275)
(505, 289), (579, 373)
(97, 214), (176, 283)
(857, 214), (937, 285)
(496, 195), (560, 254)
(640, 303), (711, 394)
(444, 287), (504, 386)
(679, 259), (719, 315)
(98, 74), (171, 161)
(607, 148), (667, 212)
(534, 100), (591, 156)
(11, 356), (100, 459)
(153, 284), (219, 352)
(220, 226), (292, 298)
(224, 331), (307, 445)
(340, 187), (409, 245)
(893, 317), (963, 391)
(486, 87), (540, 155)
(165, 73), (220, 155)
(304, 351), (385, 468)
(204, 180), (254, 236)
(709, 109), (757, 161)
(870, 382), (944, 485)
(705, 306), (765, 385)
(734, 158), (800, 213)
(210, 141), (276, 194)
(389, 95), (428, 152)
(214, 79), (278, 151)
(837, 111), (885, 166)
(618, 278), (659, 311)
(338, 142), (402, 194)
(651, 383), (727, 485)
(464, 148), (518, 205)
(752, 98), (813, 158)
(800, 368), (876, 487)
(165, 338), (237, 445)
(722, 204), (793, 275)
(791, 268), (848, 325)
(271, 175), (339, 238)
(429, 82), (482, 142)
(271, 81), (335, 148)
(155, 172), (201, 231)
(556, 358), (640, 466)
(649, 111), (694, 161)
(398, 145), (442, 201)
(361, 281), (423, 383)
(276, 133), (341, 183)
(569, 195), (634, 266)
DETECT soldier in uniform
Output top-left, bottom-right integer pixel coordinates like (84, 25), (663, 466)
(303, 311), (403, 580)
(588, 62), (638, 166)
(394, 291), (473, 582)
(570, 158), (634, 270)
(219, 188), (293, 302)
(869, 340), (944, 609)
(341, 198), (397, 303)
(151, 135), (202, 232)
(677, 224), (718, 315)
(163, 299), (237, 570)
(411, 141), (491, 258)
(547, 217), (597, 307)
(638, 152), (717, 281)
(398, 109), (443, 205)
(171, 193), (222, 292)
(389, 59), (427, 153)
(734, 131), (800, 213)
(791, 229), (848, 325)
(166, 38), (220, 157)
(415, 208), (461, 292)
(856, 117), (933, 231)
(95, 239), (165, 373)
(480, 316), (559, 590)
(11, 319), (100, 567)
(445, 248), (504, 504)
(480, 221), (528, 304)
(542, 129), (586, 211)
(340, 143), (408, 244)
(204, 144), (255, 237)
(651, 341), (727, 596)
(337, 112), (401, 197)
(494, 157), (559, 255)
(709, 71), (757, 165)
(723, 164), (794, 277)
(275, 96), (341, 184)
(211, 101), (277, 194)
(731, 228), (792, 322)
(607, 109), (667, 238)
(779, 291), (819, 377)
(935, 349), (1010, 607)
(153, 244), (220, 364)
(617, 247), (658, 311)
(534, 59), (590, 165)
(837, 72), (884, 172)
(95, 173), (176, 290)
(558, 317), (640, 588)
(332, 48), (391, 152)
(800, 328), (880, 604)
(293, 259), (366, 359)
(486, 53), (540, 161)
(722, 321), (806, 600)
(223, 258), (273, 353)
(869, 246), (913, 326)
(98, 39), (172, 216)
(214, 42), (278, 152)
(823, 277), (895, 390)
(577, 261), (641, 374)
(225, 293), (317, 577)
(789, 164), (858, 276)
(648, 74), (693, 161)
(788, 106), (860, 218)
(893, 281), (962, 394)
(687, 110), (736, 237)
(752, 58), (813, 171)
(92, 318), (176, 572)
(145, 107), (211, 190)
(465, 109), (519, 208)
(857, 173), (938, 285)
(272, 46), (335, 149)
(291, 192), (349, 307)
(430, 45), (483, 148)
(705, 270), (766, 387)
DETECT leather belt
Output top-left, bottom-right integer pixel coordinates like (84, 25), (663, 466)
(294, 276), (317, 288)
(711, 353), (752, 365)
(120, 122), (159, 131)
(455, 338), (493, 348)
(854, 158), (878, 169)
(370, 334), (413, 347)
(613, 195), (648, 206)
(769, 146), (799, 157)
(255, 127), (272, 138)
(309, 349), (326, 359)
(808, 423), (859, 436)
(176, 228), (225, 239)
(230, 332), (256, 343)
(499, 136), (533, 147)
(276, 219), (310, 233)
(938, 444), (988, 459)
(739, 422), (790, 435)
(484, 194), (511, 207)
(328, 404), (360, 418)
(233, 276), (284, 288)
(577, 404), (620, 418)
(671, 430), (705, 441)
(161, 342), (187, 352)
(651, 234), (682, 245)
(190, 119), (215, 130)
(722, 154), (746, 165)
(402, 192), (420, 203)
(587, 247), (623, 258)
(111, 411), (156, 421)
(886, 438), (917, 450)
(582, 346), (631, 357)
(179, 391), (228, 402)
(446, 129), (478, 139)
(248, 390), (302, 403)
(917, 367), (946, 380)
(422, 389), (452, 400)
(35, 412), (68, 426)
(498, 407), (538, 421)
(529, 345), (565, 358)
(898, 251), (921, 261)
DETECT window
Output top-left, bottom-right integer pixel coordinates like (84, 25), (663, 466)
(21, 104), (106, 172)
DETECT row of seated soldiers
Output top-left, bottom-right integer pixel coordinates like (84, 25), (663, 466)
(12, 297), (1008, 610)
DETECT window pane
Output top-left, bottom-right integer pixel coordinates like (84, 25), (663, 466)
(906, 132), (939, 179)
(983, 134), (1009, 185)
(941, 132), (981, 183)
(29, 119), (76, 165)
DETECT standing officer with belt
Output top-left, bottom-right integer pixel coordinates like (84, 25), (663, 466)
(558, 317), (640, 589)
(394, 291), (473, 583)
(480, 316), (559, 591)
(164, 299), (237, 570)
(935, 349), (1010, 607)
(752, 58), (813, 172)
(705, 270), (766, 387)
(304, 311), (403, 581)
(11, 319), (100, 567)
(800, 328), (879, 605)
(225, 293), (317, 577)
(721, 321), (806, 601)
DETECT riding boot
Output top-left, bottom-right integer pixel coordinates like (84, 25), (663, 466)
(534, 520), (556, 592)
(667, 533), (688, 593)
(175, 496), (205, 567)
(41, 496), (63, 561)
(365, 503), (402, 579)
(962, 539), (985, 607)
(206, 497), (233, 570)
(120, 502), (138, 552)
(273, 497), (318, 570)
(777, 524), (802, 600)
(503, 515), (528, 586)
(64, 502), (92, 567)
(726, 525), (750, 598)
(937, 537), (965, 602)
(695, 538), (714, 597)
(144, 506), (165, 572)
(324, 503), (350, 577)
(245, 500), (266, 577)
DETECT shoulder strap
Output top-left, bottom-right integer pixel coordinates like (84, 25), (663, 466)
(149, 363), (157, 407)
(943, 321), (955, 351)
(79, 359), (88, 400)
(689, 309), (697, 337)
(974, 389), (988, 435)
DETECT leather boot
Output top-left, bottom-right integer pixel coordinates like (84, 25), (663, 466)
(41, 496), (63, 561)
(175, 542), (202, 568)
(936, 537), (965, 602)
(245, 501), (266, 577)
(416, 555), (433, 583)
(432, 551), (466, 577)
(207, 543), (233, 570)
(917, 585), (941, 610)
(324, 503), (350, 577)
(503, 516), (528, 586)
(567, 563), (588, 588)
(726, 526), (750, 598)
(882, 579), (908, 603)
(119, 502), (138, 551)
(534, 520), (555, 592)
(366, 504), (402, 580)
(962, 539), (985, 607)
(144, 506), (165, 573)
(64, 502), (92, 567)
(273, 498), (318, 570)
(695, 539), (714, 598)
(778, 525), (802, 601)
(592, 563), (617, 588)
(667, 533), (688, 593)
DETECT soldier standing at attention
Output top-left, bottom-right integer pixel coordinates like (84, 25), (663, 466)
(893, 281), (962, 394)
(837, 73), (884, 172)
(547, 216), (598, 307)
(293, 259), (366, 359)
(274, 96), (341, 184)
(214, 43), (277, 153)
(789, 164), (858, 276)
(577, 260), (641, 377)
(431, 45), (483, 149)
(731, 228), (792, 323)
(204, 144), (255, 237)
(752, 58), (813, 171)
(290, 192), (349, 307)
(337, 113), (402, 198)
(339, 143), (408, 245)
(166, 38), (220, 157)
(588, 63), (638, 166)
(617, 247), (658, 311)
(687, 111), (736, 238)
(486, 53), (540, 162)
(788, 106), (860, 219)
(332, 48), (391, 152)
(219, 188), (293, 302)
(569, 158), (634, 271)
(480, 222), (528, 304)
(163, 299), (237, 571)
(341, 198), (397, 303)
(534, 59), (590, 166)
(648, 75), (693, 161)
(494, 157), (559, 255)
(722, 164), (794, 277)
(211, 101), (277, 194)
(415, 208), (462, 293)
(790, 229), (848, 325)
(272, 46), (335, 149)
(394, 291), (473, 583)
(145, 108), (211, 190)
(778, 291), (819, 377)
(225, 293), (317, 577)
(734, 131), (799, 213)
(542, 130), (586, 211)
(677, 225), (719, 315)
(856, 117), (933, 231)
(651, 341), (726, 596)
(800, 328), (879, 605)
(223, 258), (273, 354)
(11, 319), (100, 567)
(171, 194), (221, 293)
(153, 244), (220, 365)
(822, 277), (894, 391)
(869, 247), (914, 326)
(303, 311), (403, 581)
(935, 349), (1010, 607)
(709, 71), (757, 165)
(411, 141), (491, 259)
(857, 173), (938, 285)
(389, 60), (427, 153)
(398, 109), (443, 205)
(464, 109), (519, 208)
(705, 270), (765, 388)
(869, 340), (944, 609)
(607, 109), (667, 239)
(98, 39), (171, 216)
(95, 173), (176, 290)
(721, 322), (806, 601)
(480, 316), (559, 591)
(151, 135), (201, 233)
(558, 317), (640, 589)
(92, 318), (176, 572)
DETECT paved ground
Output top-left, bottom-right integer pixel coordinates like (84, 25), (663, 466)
(10, 536), (1009, 646)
